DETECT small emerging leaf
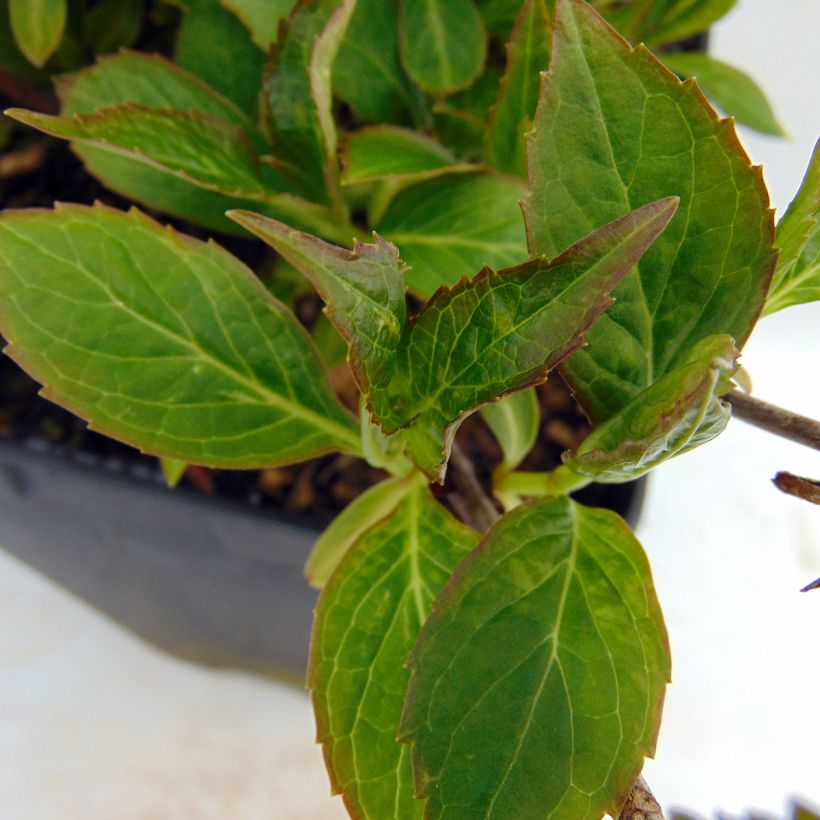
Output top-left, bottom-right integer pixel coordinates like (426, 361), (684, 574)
(662, 51), (785, 137)
(378, 172), (527, 298)
(480, 388), (541, 471)
(376, 198), (679, 479)
(309, 480), (479, 818)
(341, 126), (461, 185)
(160, 457), (187, 488)
(306, 476), (414, 587)
(0, 204), (360, 467)
(564, 334), (738, 483)
(400, 496), (670, 819)
(485, 0), (551, 176)
(9, 0), (66, 67)
(228, 211), (407, 399)
(399, 0), (487, 95)
(765, 140), (820, 316)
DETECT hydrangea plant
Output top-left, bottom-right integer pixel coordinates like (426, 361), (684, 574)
(0, 0), (818, 817)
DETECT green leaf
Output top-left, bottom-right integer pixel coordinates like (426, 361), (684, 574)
(262, 0), (355, 202)
(309, 480), (479, 819)
(305, 475), (415, 587)
(83, 0), (145, 54)
(638, 0), (738, 47)
(360, 396), (416, 477)
(7, 105), (287, 201)
(662, 51), (785, 137)
(794, 803), (820, 820)
(0, 204), (360, 466)
(54, 51), (274, 235)
(765, 139), (820, 316)
(228, 211), (407, 400)
(377, 172), (528, 298)
(160, 457), (187, 488)
(341, 126), (462, 185)
(175, 0), (265, 120)
(480, 388), (541, 471)
(219, 0), (298, 49)
(564, 334), (737, 483)
(485, 0), (551, 176)
(333, 0), (428, 125)
(399, 0), (487, 95)
(9, 0), (66, 67)
(375, 198), (679, 480)
(400, 496), (670, 820)
(524, 0), (775, 423)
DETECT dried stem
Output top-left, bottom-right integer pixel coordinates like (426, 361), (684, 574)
(618, 775), (666, 820)
(448, 442), (499, 534)
(726, 390), (820, 451)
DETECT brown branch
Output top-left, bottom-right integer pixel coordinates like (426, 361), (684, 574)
(618, 775), (666, 820)
(773, 471), (820, 505)
(725, 391), (820, 451)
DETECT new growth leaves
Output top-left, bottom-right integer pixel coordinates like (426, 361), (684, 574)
(232, 197), (678, 481)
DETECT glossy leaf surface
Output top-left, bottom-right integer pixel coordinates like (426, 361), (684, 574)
(333, 0), (427, 125)
(564, 334), (738, 483)
(480, 388), (541, 471)
(342, 126), (459, 185)
(0, 204), (360, 466)
(378, 173), (527, 298)
(765, 140), (820, 315)
(306, 476), (414, 588)
(55, 52), (271, 234)
(485, 0), (551, 176)
(175, 0), (265, 119)
(220, 0), (298, 48)
(375, 198), (678, 479)
(399, 0), (487, 95)
(8, 106), (285, 200)
(524, 0), (775, 423)
(9, 0), (66, 67)
(400, 496), (670, 820)
(310, 481), (479, 819)
(228, 211), (407, 398)
(662, 52), (785, 137)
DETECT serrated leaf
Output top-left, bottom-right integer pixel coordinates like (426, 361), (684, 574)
(765, 139), (820, 316)
(228, 211), (407, 399)
(480, 388), (541, 471)
(333, 0), (428, 125)
(564, 334), (737, 483)
(9, 0), (66, 67)
(376, 198), (679, 480)
(160, 456), (187, 488)
(399, 0), (487, 95)
(485, 0), (551, 176)
(175, 0), (265, 120)
(524, 0), (775, 423)
(306, 476), (415, 588)
(7, 105), (287, 201)
(309, 480), (480, 819)
(377, 172), (528, 298)
(54, 51), (276, 235)
(662, 52), (785, 137)
(220, 0), (298, 49)
(400, 496), (670, 820)
(341, 126), (462, 185)
(262, 0), (355, 202)
(0, 204), (360, 467)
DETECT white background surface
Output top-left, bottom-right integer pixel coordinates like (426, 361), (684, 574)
(1, 0), (819, 817)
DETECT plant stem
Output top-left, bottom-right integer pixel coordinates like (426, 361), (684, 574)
(494, 465), (592, 498)
(725, 390), (820, 451)
(448, 445), (665, 816)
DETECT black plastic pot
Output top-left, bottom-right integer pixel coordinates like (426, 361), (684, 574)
(0, 436), (645, 678)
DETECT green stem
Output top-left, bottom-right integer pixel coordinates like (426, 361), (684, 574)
(494, 465), (592, 498)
